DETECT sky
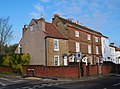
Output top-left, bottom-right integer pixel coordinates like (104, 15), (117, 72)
(0, 0), (120, 47)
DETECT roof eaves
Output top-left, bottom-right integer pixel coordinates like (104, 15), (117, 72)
(57, 16), (103, 36)
(45, 36), (68, 40)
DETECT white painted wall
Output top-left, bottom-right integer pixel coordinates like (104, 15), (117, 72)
(116, 51), (120, 64)
(101, 37), (111, 62)
(110, 46), (116, 63)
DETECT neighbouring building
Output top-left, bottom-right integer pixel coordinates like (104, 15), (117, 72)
(15, 17), (68, 66)
(109, 43), (116, 63)
(115, 47), (120, 64)
(52, 14), (102, 65)
(101, 36), (111, 62)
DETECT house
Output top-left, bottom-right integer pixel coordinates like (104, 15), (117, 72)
(109, 43), (116, 63)
(101, 36), (111, 62)
(115, 47), (120, 64)
(52, 14), (102, 65)
(15, 17), (69, 66)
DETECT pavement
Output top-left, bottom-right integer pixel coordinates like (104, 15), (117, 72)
(22, 73), (116, 82)
(0, 73), (116, 82)
(0, 73), (118, 89)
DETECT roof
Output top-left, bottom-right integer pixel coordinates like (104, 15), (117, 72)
(45, 22), (67, 39)
(32, 18), (67, 39)
(116, 47), (120, 51)
(102, 35), (108, 39)
(57, 16), (103, 35)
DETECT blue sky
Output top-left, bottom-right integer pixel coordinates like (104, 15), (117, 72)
(0, 0), (120, 46)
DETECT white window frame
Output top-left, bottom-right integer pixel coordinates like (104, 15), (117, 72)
(88, 45), (91, 54)
(87, 34), (91, 40)
(18, 44), (22, 54)
(95, 37), (98, 42)
(30, 25), (34, 32)
(75, 31), (79, 37)
(76, 42), (80, 52)
(54, 55), (60, 66)
(96, 46), (99, 54)
(54, 39), (59, 51)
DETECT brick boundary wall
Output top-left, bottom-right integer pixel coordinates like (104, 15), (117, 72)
(0, 66), (13, 73)
(22, 65), (79, 78)
(69, 62), (116, 76)
(0, 62), (116, 78)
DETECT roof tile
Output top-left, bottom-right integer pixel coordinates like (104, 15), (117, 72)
(45, 22), (67, 39)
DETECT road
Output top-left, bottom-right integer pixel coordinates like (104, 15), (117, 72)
(0, 75), (120, 89)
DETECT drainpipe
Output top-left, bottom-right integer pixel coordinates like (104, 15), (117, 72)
(92, 34), (94, 64)
(45, 37), (47, 66)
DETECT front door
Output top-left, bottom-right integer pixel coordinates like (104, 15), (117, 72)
(63, 56), (68, 66)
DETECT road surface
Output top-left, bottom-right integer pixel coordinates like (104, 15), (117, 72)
(0, 75), (120, 89)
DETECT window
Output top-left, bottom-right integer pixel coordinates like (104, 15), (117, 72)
(75, 31), (79, 37)
(96, 46), (99, 54)
(95, 37), (98, 42)
(76, 42), (80, 52)
(54, 39), (59, 51)
(87, 34), (91, 40)
(103, 40), (105, 43)
(104, 48), (106, 54)
(88, 45), (91, 54)
(54, 55), (59, 66)
(30, 25), (34, 32)
(18, 44), (22, 54)
(30, 24), (38, 32)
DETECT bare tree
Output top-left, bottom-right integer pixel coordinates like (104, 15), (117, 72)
(0, 17), (13, 53)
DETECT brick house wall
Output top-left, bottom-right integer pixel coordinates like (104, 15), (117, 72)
(15, 19), (46, 66)
(53, 16), (102, 65)
(15, 17), (69, 66)
(46, 37), (68, 66)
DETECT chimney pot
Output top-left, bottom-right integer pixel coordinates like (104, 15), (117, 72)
(24, 25), (26, 28)
(54, 14), (59, 18)
(74, 21), (79, 24)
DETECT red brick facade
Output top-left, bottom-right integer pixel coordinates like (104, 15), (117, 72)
(53, 16), (102, 65)
(22, 66), (79, 78)
(0, 62), (116, 78)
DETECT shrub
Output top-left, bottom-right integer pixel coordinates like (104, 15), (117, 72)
(2, 53), (30, 74)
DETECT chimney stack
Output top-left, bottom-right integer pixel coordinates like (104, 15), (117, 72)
(38, 17), (45, 32)
(22, 24), (27, 36)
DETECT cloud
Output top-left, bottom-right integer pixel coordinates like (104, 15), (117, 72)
(39, 0), (50, 3)
(34, 3), (44, 12)
(30, 3), (44, 18)
(30, 12), (41, 18)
